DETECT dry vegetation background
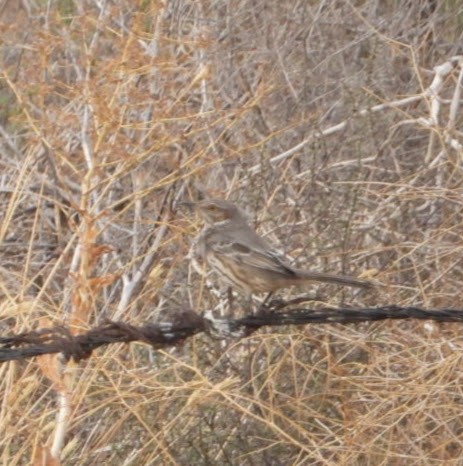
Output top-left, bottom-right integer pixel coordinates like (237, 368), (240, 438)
(1, 0), (463, 464)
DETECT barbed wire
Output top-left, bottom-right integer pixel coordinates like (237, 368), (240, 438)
(2, 300), (463, 364)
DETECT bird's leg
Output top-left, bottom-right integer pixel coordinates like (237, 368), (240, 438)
(249, 291), (273, 314)
(257, 292), (274, 314)
(263, 291), (274, 306)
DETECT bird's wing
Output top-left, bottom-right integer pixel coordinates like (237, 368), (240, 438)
(210, 239), (297, 277)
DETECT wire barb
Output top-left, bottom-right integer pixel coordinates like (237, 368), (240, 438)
(1, 303), (463, 364)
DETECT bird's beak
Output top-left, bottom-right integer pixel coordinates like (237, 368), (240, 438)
(177, 201), (197, 212)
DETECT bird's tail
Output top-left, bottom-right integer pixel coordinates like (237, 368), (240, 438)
(294, 269), (375, 289)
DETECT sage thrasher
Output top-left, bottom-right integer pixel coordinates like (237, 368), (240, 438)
(182, 199), (373, 296)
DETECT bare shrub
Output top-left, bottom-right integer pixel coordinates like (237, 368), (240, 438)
(0, 0), (462, 464)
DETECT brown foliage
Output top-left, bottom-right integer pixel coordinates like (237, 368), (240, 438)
(1, 0), (463, 464)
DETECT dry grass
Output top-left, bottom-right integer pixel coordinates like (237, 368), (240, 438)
(1, 0), (463, 464)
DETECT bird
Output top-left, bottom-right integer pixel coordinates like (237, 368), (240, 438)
(181, 198), (374, 296)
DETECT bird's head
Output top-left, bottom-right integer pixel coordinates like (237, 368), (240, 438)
(180, 199), (243, 225)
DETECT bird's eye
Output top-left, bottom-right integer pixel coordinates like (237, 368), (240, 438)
(206, 205), (217, 211)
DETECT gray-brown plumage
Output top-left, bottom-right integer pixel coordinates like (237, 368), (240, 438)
(183, 199), (374, 294)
